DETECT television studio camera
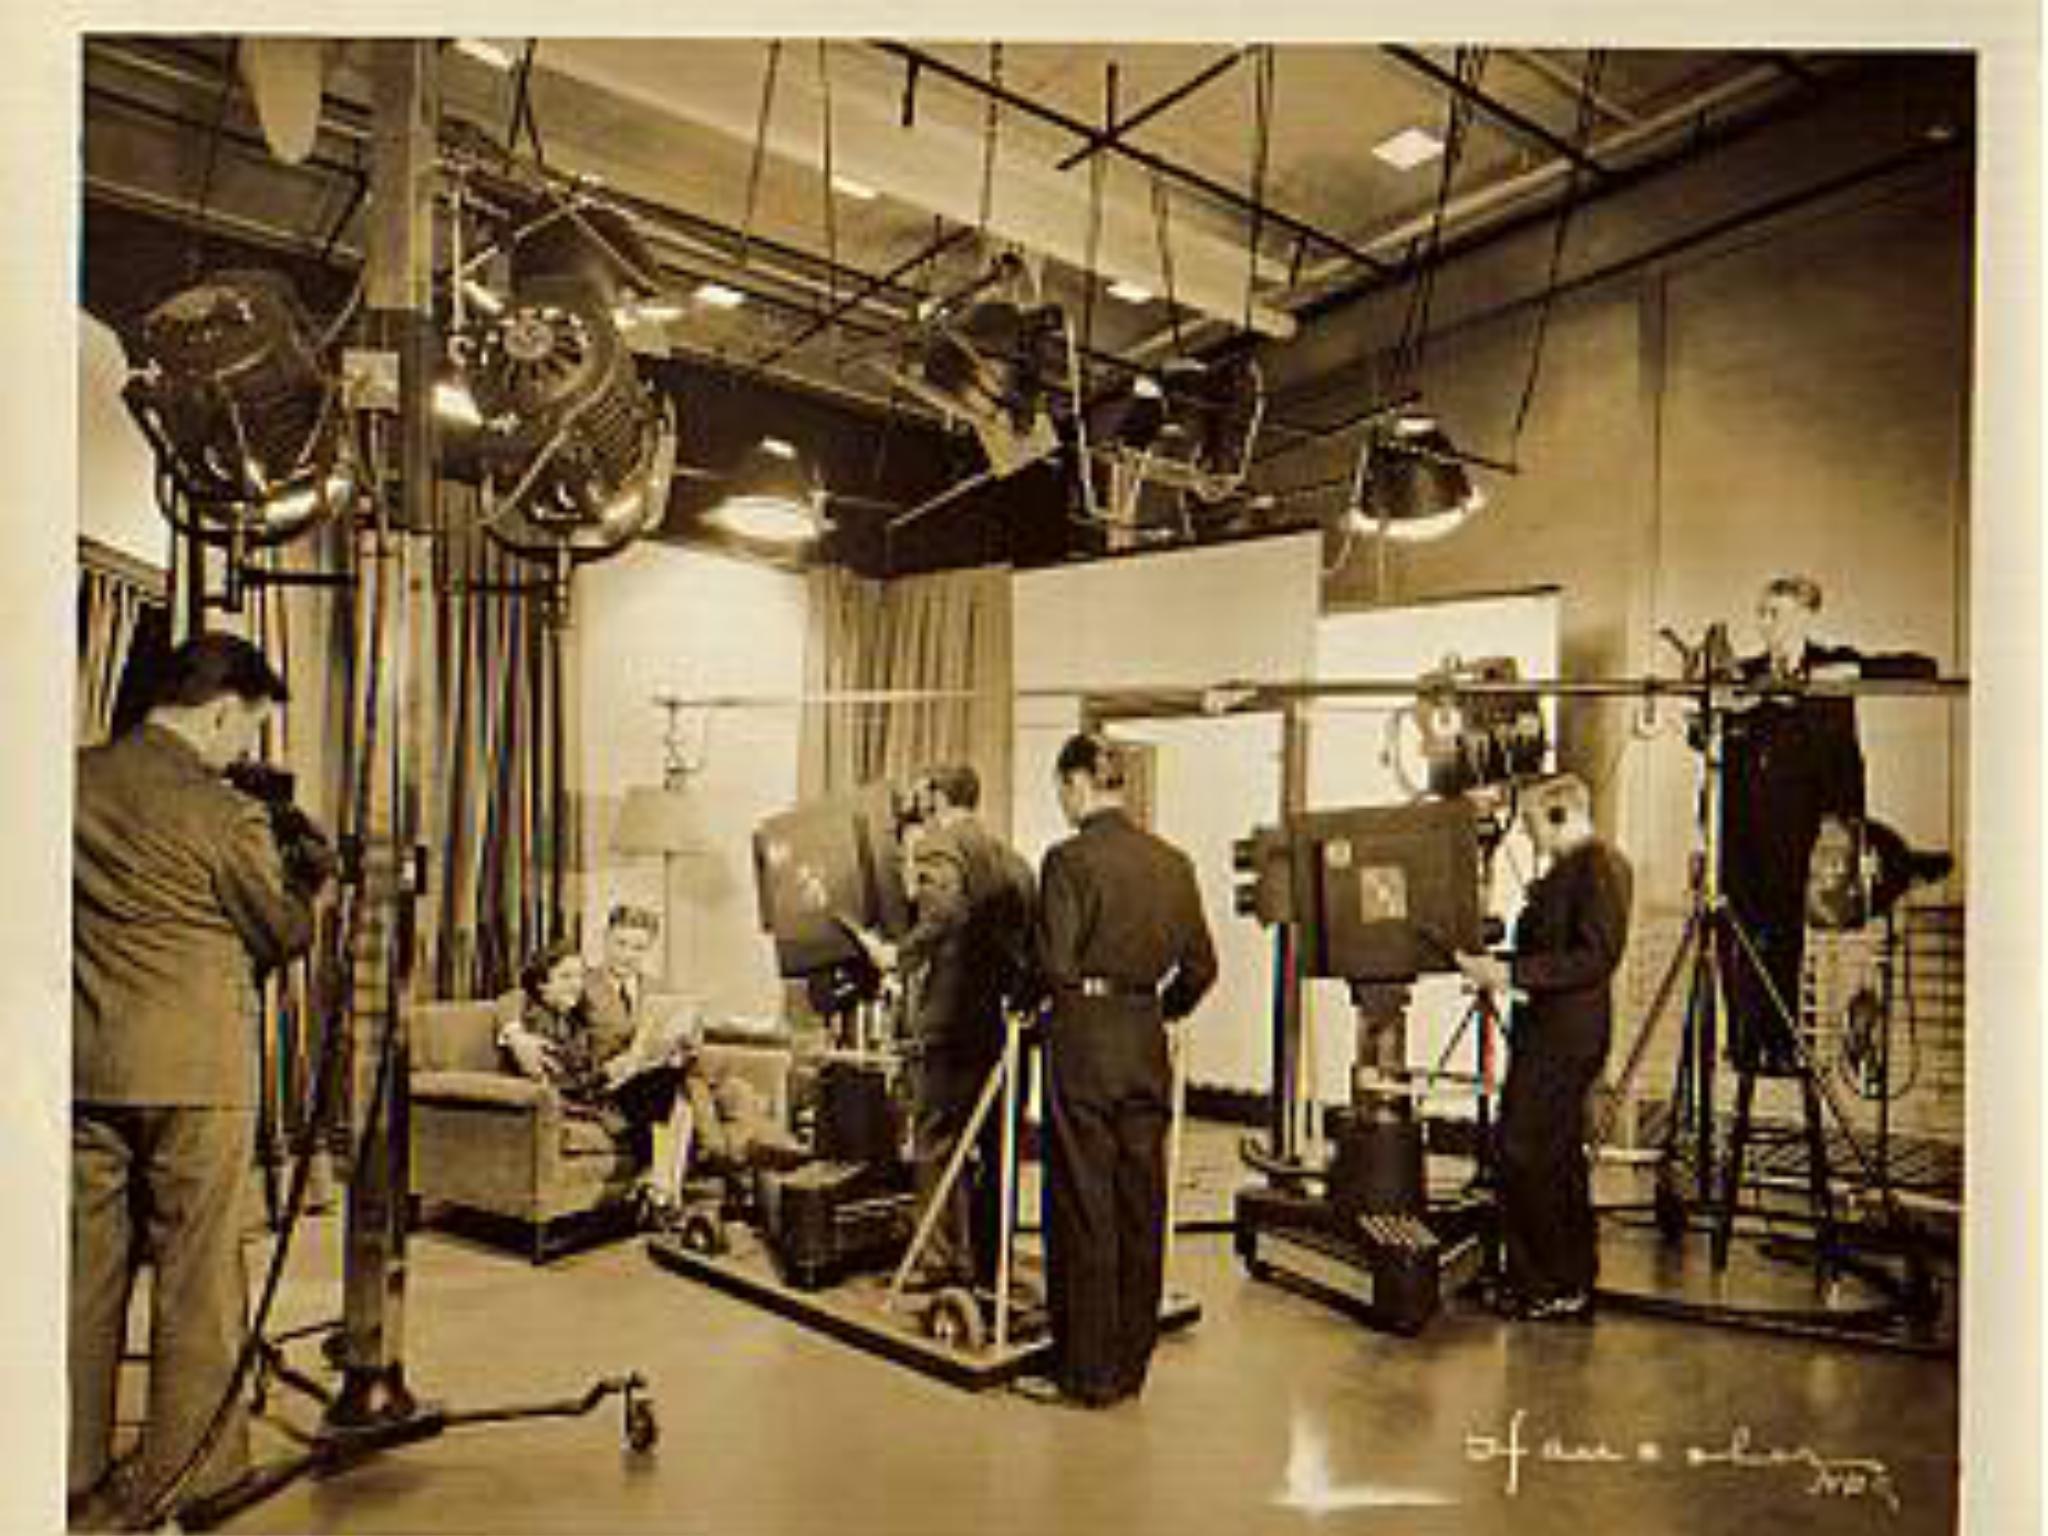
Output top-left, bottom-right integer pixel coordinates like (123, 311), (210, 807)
(1230, 656), (1546, 1334)
(685, 782), (924, 1290)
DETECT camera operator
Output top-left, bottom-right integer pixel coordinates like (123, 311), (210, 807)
(70, 633), (330, 1528)
(855, 764), (1036, 1293)
(1457, 773), (1632, 1323)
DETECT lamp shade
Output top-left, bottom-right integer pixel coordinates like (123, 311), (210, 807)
(611, 784), (708, 856)
(1354, 411), (1487, 542)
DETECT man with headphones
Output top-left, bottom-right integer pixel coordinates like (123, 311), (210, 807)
(1456, 773), (1632, 1322)
(1024, 733), (1216, 1407)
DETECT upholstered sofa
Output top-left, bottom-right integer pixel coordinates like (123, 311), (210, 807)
(409, 994), (795, 1261)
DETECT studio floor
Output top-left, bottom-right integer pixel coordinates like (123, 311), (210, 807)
(141, 1124), (1957, 1536)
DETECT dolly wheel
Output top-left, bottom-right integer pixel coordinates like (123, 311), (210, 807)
(626, 1396), (660, 1454)
(679, 1212), (727, 1257)
(927, 1287), (986, 1353)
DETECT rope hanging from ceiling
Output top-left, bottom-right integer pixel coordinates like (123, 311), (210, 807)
(740, 39), (783, 273)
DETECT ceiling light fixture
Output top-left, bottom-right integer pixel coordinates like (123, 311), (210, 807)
(1372, 126), (1445, 171)
(694, 281), (746, 310)
(1106, 278), (1154, 304)
(706, 437), (826, 546)
(830, 174), (879, 201)
(1345, 409), (1490, 542)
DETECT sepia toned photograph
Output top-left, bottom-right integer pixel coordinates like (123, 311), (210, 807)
(5, 10), (2038, 1535)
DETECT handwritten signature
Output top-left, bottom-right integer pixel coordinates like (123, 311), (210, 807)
(1464, 1409), (1902, 1512)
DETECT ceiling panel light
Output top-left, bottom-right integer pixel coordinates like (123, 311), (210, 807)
(831, 175), (879, 201)
(693, 282), (746, 310)
(1373, 126), (1445, 171)
(1106, 279), (1154, 304)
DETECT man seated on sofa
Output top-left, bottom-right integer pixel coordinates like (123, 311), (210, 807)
(498, 909), (801, 1224)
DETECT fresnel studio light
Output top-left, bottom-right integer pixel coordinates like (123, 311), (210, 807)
(444, 191), (679, 579)
(121, 268), (358, 555)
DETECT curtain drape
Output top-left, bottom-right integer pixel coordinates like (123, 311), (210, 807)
(417, 497), (579, 1001)
(76, 539), (166, 746)
(252, 497), (578, 1007)
(799, 565), (1015, 836)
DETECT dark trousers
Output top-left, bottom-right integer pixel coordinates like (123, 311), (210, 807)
(910, 1044), (1003, 1286)
(71, 1104), (256, 1514)
(1497, 1029), (1608, 1300)
(1720, 892), (1807, 1077)
(1043, 1004), (1170, 1402)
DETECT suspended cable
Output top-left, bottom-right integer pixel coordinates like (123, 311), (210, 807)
(816, 41), (841, 364)
(1150, 172), (1185, 357)
(1391, 46), (1488, 394)
(740, 41), (783, 271)
(1080, 61), (1114, 367)
(1506, 49), (1608, 463)
(1241, 45), (1275, 337)
(186, 40), (242, 278)
(976, 43), (1004, 239)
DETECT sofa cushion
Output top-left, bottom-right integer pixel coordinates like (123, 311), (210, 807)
(412, 997), (519, 1075)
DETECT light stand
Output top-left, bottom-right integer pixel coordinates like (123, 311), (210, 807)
(611, 696), (710, 986)
(135, 44), (662, 1532)
(1591, 666), (1941, 1347)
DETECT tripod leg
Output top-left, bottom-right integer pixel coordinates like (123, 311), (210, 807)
(1800, 1076), (1839, 1282)
(1712, 1070), (1756, 1272)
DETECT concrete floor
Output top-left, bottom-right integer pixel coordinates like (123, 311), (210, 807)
(169, 1134), (1956, 1536)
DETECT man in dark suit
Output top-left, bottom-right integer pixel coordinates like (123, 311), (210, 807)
(1457, 773), (1633, 1321)
(1718, 575), (1867, 1074)
(71, 633), (326, 1526)
(863, 764), (1037, 1290)
(1027, 734), (1216, 1408)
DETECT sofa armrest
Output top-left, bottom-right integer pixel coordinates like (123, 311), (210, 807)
(412, 1068), (555, 1113)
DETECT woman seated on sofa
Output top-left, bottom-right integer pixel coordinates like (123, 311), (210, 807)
(498, 939), (801, 1224)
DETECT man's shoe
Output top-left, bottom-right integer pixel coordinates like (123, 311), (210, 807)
(1010, 1373), (1119, 1410)
(1520, 1290), (1595, 1323)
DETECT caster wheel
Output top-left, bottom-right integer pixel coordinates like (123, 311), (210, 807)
(679, 1212), (727, 1257)
(926, 1287), (986, 1352)
(626, 1398), (660, 1454)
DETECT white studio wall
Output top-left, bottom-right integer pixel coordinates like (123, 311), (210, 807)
(79, 312), (170, 567)
(574, 543), (807, 1020)
(1012, 531), (1321, 1090)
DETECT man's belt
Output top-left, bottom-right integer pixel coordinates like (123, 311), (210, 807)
(1067, 977), (1159, 1000)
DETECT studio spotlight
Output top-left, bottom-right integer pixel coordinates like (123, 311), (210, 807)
(705, 437), (827, 547)
(462, 274), (677, 561)
(1088, 354), (1265, 514)
(1347, 409), (1489, 543)
(881, 256), (1064, 480)
(121, 269), (355, 545)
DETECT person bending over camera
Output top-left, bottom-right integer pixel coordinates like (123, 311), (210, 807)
(1457, 773), (1632, 1323)
(72, 634), (330, 1528)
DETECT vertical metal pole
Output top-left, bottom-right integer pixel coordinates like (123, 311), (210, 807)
(1696, 706), (1725, 1205)
(330, 38), (438, 1430)
(1271, 700), (1310, 1162)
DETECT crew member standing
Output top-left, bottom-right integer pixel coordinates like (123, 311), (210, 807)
(1457, 773), (1632, 1321)
(71, 634), (326, 1526)
(861, 764), (1036, 1290)
(1030, 733), (1216, 1407)
(1717, 575), (1866, 1074)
